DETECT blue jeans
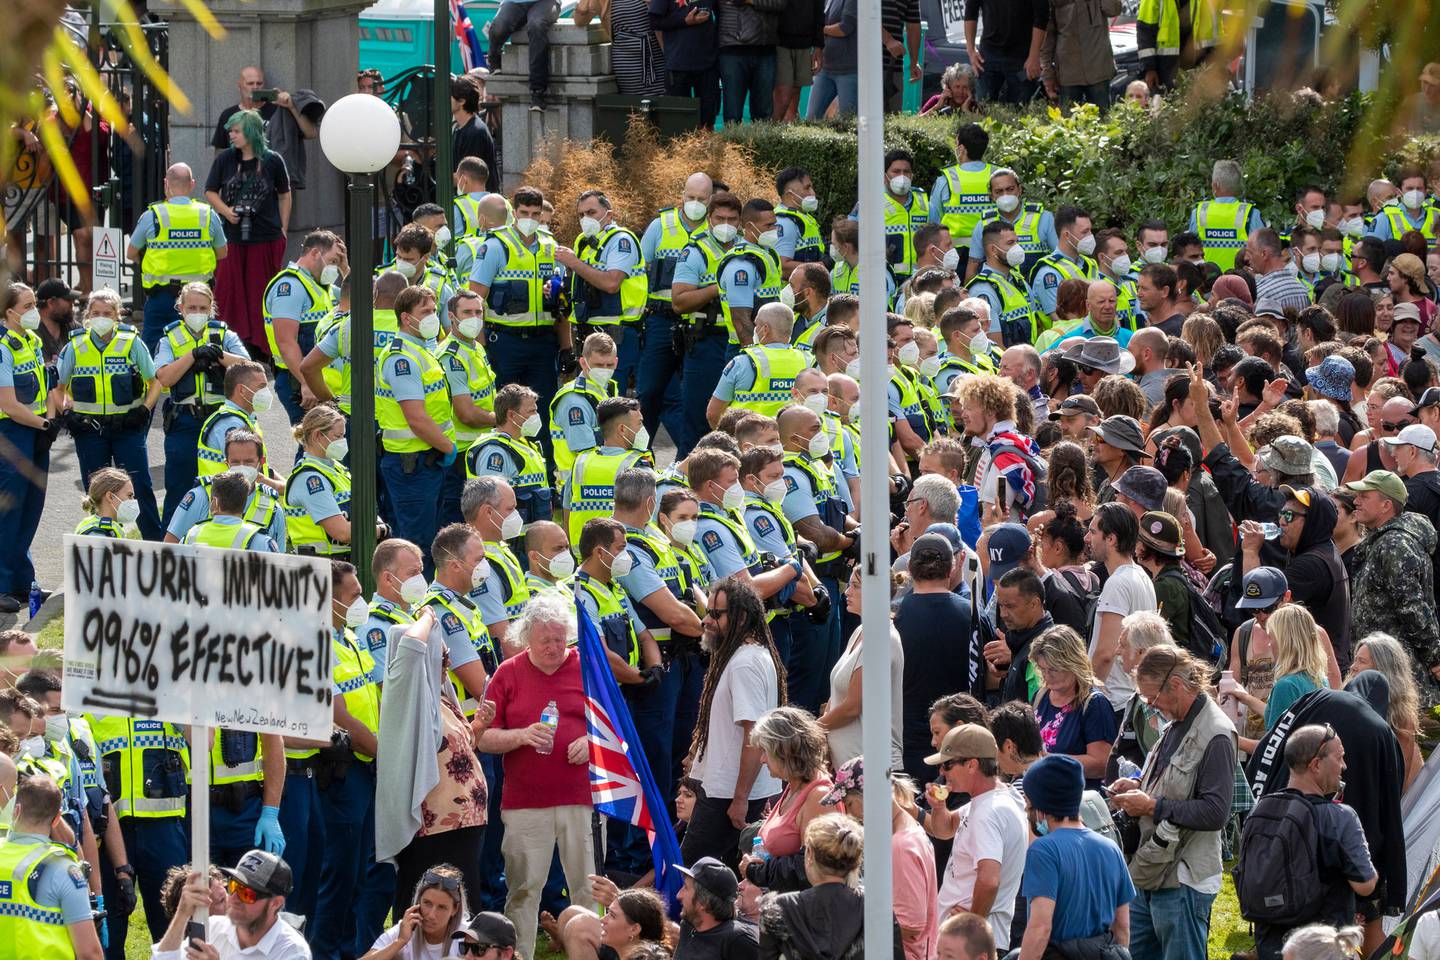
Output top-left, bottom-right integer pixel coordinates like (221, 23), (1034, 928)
(1060, 81), (1111, 108)
(975, 50), (1038, 105)
(379, 453), (446, 575)
(72, 420), (163, 540)
(278, 770), (325, 922)
(141, 287), (179, 355)
(635, 312), (688, 454)
(311, 761), (377, 960)
(100, 817), (187, 959)
(718, 49), (776, 124)
(1129, 885), (1216, 960)
(161, 404), (207, 526)
(485, 326), (559, 462)
(0, 420), (48, 595)
(806, 70), (858, 118)
(681, 330), (728, 455)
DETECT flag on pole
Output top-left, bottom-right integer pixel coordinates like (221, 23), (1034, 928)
(574, 598), (685, 912)
(449, 0), (485, 70)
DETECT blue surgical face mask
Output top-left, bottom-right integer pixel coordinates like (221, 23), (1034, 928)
(1032, 814), (1049, 837)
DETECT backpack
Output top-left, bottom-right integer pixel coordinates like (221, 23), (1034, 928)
(1233, 789), (1325, 926)
(1157, 567), (1226, 664)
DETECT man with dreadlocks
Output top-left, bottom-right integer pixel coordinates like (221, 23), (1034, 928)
(680, 576), (787, 869)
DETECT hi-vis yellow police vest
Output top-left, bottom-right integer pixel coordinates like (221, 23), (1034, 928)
(184, 517), (267, 550)
(86, 717), (189, 819)
(718, 243), (782, 345)
(422, 586), (497, 716)
(571, 572), (639, 666)
(332, 628), (380, 761)
(649, 208), (710, 302)
(1382, 204), (1439, 242)
(141, 198), (218, 288)
(197, 402), (265, 478)
(565, 447), (649, 544)
(483, 540), (531, 621)
(484, 227), (558, 326)
(283, 454), (353, 555)
(978, 203), (1048, 258)
(163, 317), (231, 407)
(1193, 200), (1255, 270)
(0, 329), (47, 419)
(440, 335), (497, 448)
(938, 163), (996, 244)
(883, 188), (930, 278)
(774, 205), (824, 263)
(1138, 0), (1218, 58)
(731, 344), (811, 416)
(210, 729), (263, 784)
(74, 515), (137, 539)
(376, 334), (454, 454)
(0, 835), (79, 958)
(263, 267), (333, 370)
(549, 375), (617, 479)
(570, 224), (647, 326)
(65, 327), (145, 415)
(328, 307), (401, 415)
(970, 266), (1042, 346)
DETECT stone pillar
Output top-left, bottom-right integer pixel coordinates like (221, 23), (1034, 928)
(151, 0), (371, 251)
(486, 20), (617, 194)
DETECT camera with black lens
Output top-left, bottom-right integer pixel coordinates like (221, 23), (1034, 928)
(233, 203), (255, 242)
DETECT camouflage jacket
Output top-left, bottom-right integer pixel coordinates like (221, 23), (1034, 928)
(1352, 511), (1440, 670)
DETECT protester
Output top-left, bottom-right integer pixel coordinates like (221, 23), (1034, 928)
(820, 565), (905, 767)
(1029, 625), (1119, 789)
(153, 852), (308, 960)
(757, 813), (867, 960)
(676, 857), (760, 957)
(361, 864), (467, 960)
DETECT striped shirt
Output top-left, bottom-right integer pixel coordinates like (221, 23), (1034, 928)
(1255, 269), (1312, 313)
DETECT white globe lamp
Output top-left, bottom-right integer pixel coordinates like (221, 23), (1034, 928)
(319, 93), (401, 174)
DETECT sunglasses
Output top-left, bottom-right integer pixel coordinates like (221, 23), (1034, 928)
(458, 943), (498, 956)
(225, 878), (271, 904)
(422, 870), (461, 893)
(1382, 420), (1414, 432)
(1307, 723), (1337, 766)
(1277, 508), (1306, 524)
(940, 757), (973, 771)
(703, 606), (728, 620)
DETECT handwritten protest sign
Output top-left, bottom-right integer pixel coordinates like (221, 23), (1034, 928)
(61, 535), (333, 738)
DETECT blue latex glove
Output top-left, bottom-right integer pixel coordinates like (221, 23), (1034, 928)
(254, 805), (286, 855)
(440, 446), (458, 469)
(96, 894), (108, 950)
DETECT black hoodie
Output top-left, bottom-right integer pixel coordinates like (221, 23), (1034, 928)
(1282, 486), (1353, 672)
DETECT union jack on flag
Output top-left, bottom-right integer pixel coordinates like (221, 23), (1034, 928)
(449, 0), (486, 71)
(575, 599), (685, 911)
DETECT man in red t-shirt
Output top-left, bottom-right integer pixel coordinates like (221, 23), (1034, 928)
(478, 589), (597, 959)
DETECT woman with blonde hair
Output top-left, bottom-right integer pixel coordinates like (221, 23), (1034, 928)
(1181, 314), (1224, 371)
(759, 813), (867, 960)
(1281, 924), (1364, 960)
(283, 403), (355, 559)
(905, 291), (937, 329)
(362, 863), (467, 960)
(742, 706), (834, 893)
(1030, 625), (1118, 788)
(75, 466), (141, 538)
(1347, 633), (1424, 792)
(1225, 604), (1329, 734)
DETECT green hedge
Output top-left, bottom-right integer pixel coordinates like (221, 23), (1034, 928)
(715, 90), (1439, 235)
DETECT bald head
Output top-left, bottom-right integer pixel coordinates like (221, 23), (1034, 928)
(683, 172), (714, 204)
(777, 405), (821, 447)
(1382, 397), (1417, 433)
(827, 372), (859, 405)
(755, 302), (796, 342)
(794, 367), (826, 396)
(165, 164), (196, 198)
(374, 270), (410, 308)
(1367, 178), (1397, 210)
(478, 193), (510, 230)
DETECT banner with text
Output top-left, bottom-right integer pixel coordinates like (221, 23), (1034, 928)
(61, 535), (334, 737)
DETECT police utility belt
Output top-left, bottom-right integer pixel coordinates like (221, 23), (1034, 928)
(211, 780), (263, 812)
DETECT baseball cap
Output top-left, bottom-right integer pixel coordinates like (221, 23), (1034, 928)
(1254, 297), (1286, 319)
(1393, 254), (1432, 298)
(912, 533), (957, 570)
(1423, 62), (1440, 86)
(1048, 395), (1101, 420)
(219, 850), (293, 898)
(1346, 469), (1409, 505)
(1255, 435), (1312, 477)
(1114, 465), (1168, 512)
(1137, 511), (1184, 558)
(924, 522), (964, 555)
(451, 912), (517, 949)
(821, 756), (864, 805)
(925, 723), (997, 766)
(1304, 355), (1355, 402)
(1393, 301), (1424, 327)
(1382, 423), (1439, 453)
(1410, 387), (1440, 417)
(985, 523), (1031, 579)
(678, 857), (738, 901)
(34, 278), (79, 302)
(1235, 566), (1289, 609)
(1087, 415), (1146, 455)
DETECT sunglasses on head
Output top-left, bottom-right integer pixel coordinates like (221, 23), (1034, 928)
(225, 878), (271, 904)
(1307, 723), (1337, 766)
(422, 870), (461, 893)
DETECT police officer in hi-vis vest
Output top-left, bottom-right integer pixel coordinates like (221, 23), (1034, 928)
(964, 168), (1058, 283)
(302, 271), (408, 419)
(557, 189), (649, 396)
(360, 537), (425, 682)
(707, 302), (812, 426)
(930, 123), (994, 281)
(461, 475), (531, 656)
(549, 331), (620, 492)
(774, 167), (825, 278)
(165, 429), (287, 549)
(1187, 159), (1265, 271)
(126, 162), (229, 354)
(850, 148), (929, 283)
(182, 470), (281, 553)
(468, 383), (553, 530)
(262, 230), (347, 424)
(439, 289), (498, 526)
(560, 397), (654, 547)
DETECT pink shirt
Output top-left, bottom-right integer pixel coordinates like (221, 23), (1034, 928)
(892, 820), (939, 960)
(756, 777), (833, 858)
(488, 648), (591, 810)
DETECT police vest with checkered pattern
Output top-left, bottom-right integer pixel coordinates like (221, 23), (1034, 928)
(194, 475), (280, 533)
(623, 524), (686, 641)
(483, 540), (531, 621)
(565, 447), (650, 545)
(549, 374), (617, 481)
(74, 515), (135, 539)
(570, 571), (639, 667)
(327, 308), (401, 415)
(648, 208), (711, 301)
(283, 454), (352, 556)
(65, 326), (145, 416)
(978, 203), (1049, 258)
(209, 728), (263, 784)
(422, 585), (496, 716)
(570, 224), (648, 326)
(1382, 203), (1439, 242)
(883, 188), (930, 278)
(0, 834), (79, 957)
(440, 335), (497, 448)
(141, 199), (218, 287)
(162, 317), (231, 407)
(718, 242), (782, 344)
(775, 205), (824, 263)
(1102, 273), (1142, 331)
(332, 627), (380, 761)
(938, 163), (996, 243)
(1193, 200), (1256, 270)
(0, 329), (47, 420)
(196, 402), (265, 478)
(731, 343), (812, 416)
(484, 227), (558, 327)
(466, 431), (549, 523)
(85, 716), (189, 819)
(184, 517), (267, 550)
(376, 333), (454, 454)
(263, 266), (333, 370)
(969, 265), (1042, 346)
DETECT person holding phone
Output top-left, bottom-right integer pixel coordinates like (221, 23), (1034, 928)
(151, 851), (308, 960)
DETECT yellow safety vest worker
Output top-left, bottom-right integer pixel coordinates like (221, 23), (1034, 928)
(483, 540), (531, 621)
(467, 431), (551, 524)
(1032, 250), (1097, 286)
(332, 627), (381, 761)
(326, 307), (401, 415)
(0, 835), (80, 958)
(969, 266), (1044, 346)
(977, 203), (1049, 259)
(718, 243), (783, 345)
(141, 198), (218, 288)
(883, 188), (931, 278)
(571, 571), (640, 667)
(210, 729), (264, 784)
(162, 317), (232, 408)
(1137, 0), (1219, 59)
(891, 366), (932, 444)
(678, 234), (727, 329)
(774, 205), (824, 263)
(454, 193), (512, 238)
(1193, 200), (1256, 271)
(439, 335), (497, 449)
(648, 208), (710, 304)
(422, 586), (498, 716)
(283, 454), (353, 556)
(938, 163), (996, 245)
(196, 401), (265, 478)
(482, 226), (559, 327)
(184, 517), (268, 550)
(1381, 204), (1439, 242)
(570, 224), (648, 328)
(74, 515), (136, 539)
(263, 266), (333, 370)
(783, 451), (845, 564)
(195, 475), (281, 533)
(86, 717), (189, 819)
(0, 329), (47, 420)
(731, 343), (812, 417)
(64, 326), (146, 416)
(697, 502), (764, 573)
(622, 524), (687, 642)
(376, 333), (454, 454)
(565, 447), (651, 544)
(548, 375), (618, 481)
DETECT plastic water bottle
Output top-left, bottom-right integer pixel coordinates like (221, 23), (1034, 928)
(1218, 670), (1248, 727)
(1258, 522), (1283, 540)
(536, 700), (559, 755)
(752, 836), (770, 862)
(1117, 758), (1143, 781)
(28, 581), (42, 619)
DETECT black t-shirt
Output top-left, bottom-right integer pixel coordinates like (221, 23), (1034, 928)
(452, 117), (499, 193)
(962, 0), (1048, 59)
(211, 102), (279, 150)
(895, 590), (975, 782)
(204, 149), (291, 243)
(674, 918), (759, 960)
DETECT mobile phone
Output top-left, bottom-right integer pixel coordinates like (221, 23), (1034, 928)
(185, 920), (206, 944)
(251, 88), (278, 103)
(1098, 783), (1116, 795)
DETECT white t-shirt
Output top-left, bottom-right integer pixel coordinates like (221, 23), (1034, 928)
(826, 625), (905, 768)
(368, 926), (447, 960)
(1089, 562), (1156, 711)
(1412, 911), (1440, 960)
(694, 642), (782, 801)
(936, 783), (1029, 950)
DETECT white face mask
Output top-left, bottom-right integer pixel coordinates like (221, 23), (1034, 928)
(416, 313), (441, 340)
(343, 596), (369, 628)
(779, 285), (797, 309)
(248, 386), (275, 413)
(1004, 244), (1027, 268)
(802, 392), (829, 416)
(1141, 244), (1168, 264)
(995, 194), (1021, 214)
(608, 547), (634, 578)
(829, 241), (844, 262)
(919, 355), (943, 379)
(845, 358), (862, 379)
(669, 518), (697, 546)
(1301, 252), (1322, 275)
(471, 559), (492, 588)
(320, 264), (341, 286)
(756, 229), (780, 249)
(18, 308), (41, 331)
(1108, 253), (1133, 277)
(897, 341), (921, 367)
(233, 464), (260, 484)
(579, 216), (604, 238)
(587, 365), (615, 387)
(763, 478), (788, 504)
(185, 312), (210, 333)
(520, 412), (543, 437)
(711, 222), (738, 244)
(397, 573), (428, 605)
(631, 425), (651, 450)
(889, 175), (912, 195)
(500, 508), (524, 540)
(457, 315), (483, 340)
(88, 316), (117, 338)
(1075, 233), (1097, 257)
(44, 714), (68, 743)
(1304, 208), (1326, 229)
(970, 332), (994, 356)
(683, 199), (708, 222)
(1339, 217), (1365, 238)
(434, 226), (452, 249)
(115, 496), (141, 526)
(721, 482), (745, 511)
(326, 437), (349, 461)
(20, 736), (44, 758)
(800, 195), (819, 213)
(393, 259), (418, 279)
(546, 549), (576, 579)
(1321, 252), (1342, 273)
(806, 432), (830, 458)
(516, 217), (540, 237)
(941, 248), (960, 271)
(1404, 189), (1427, 210)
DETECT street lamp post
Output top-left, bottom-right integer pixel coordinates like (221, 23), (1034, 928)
(319, 94), (403, 591)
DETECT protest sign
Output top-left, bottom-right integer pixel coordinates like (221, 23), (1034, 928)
(61, 535), (334, 738)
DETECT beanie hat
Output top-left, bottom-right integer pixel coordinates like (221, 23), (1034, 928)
(1022, 754), (1084, 819)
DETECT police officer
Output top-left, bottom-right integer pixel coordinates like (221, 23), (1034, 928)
(126, 162), (228, 354)
(638, 173), (714, 453)
(965, 168), (1058, 283)
(969, 221), (1045, 347)
(549, 331), (619, 490)
(936, 304), (1000, 397)
(739, 445), (818, 676)
(462, 476), (530, 656)
(1188, 159), (1265, 270)
(455, 194), (513, 291)
(0, 775), (104, 960)
(524, 521), (575, 592)
(889, 317), (933, 461)
(154, 281), (250, 523)
(774, 166), (824, 276)
(303, 271), (408, 417)
(440, 289), (498, 525)
(469, 383), (552, 529)
(1031, 206), (1099, 325)
(1095, 230), (1142, 330)
(672, 194), (747, 453)
(57, 290), (163, 540)
(823, 372), (863, 511)
(930, 123), (994, 280)
(651, 486), (712, 790)
(561, 397), (653, 546)
(828, 218), (897, 304)
(787, 264), (832, 352)
(707, 302), (812, 428)
(182, 470), (281, 552)
(378, 223), (457, 308)
(74, 468), (142, 540)
(312, 560), (386, 959)
(1367, 167), (1438, 242)
(423, 523), (498, 721)
(688, 447), (801, 599)
(468, 187), (569, 462)
(853, 148), (929, 282)
(196, 360), (272, 481)
(208, 715), (287, 868)
(165, 430), (286, 548)
(452, 156), (502, 240)
(263, 230), (347, 423)
(362, 538), (425, 681)
(557, 190), (648, 393)
(285, 403), (357, 560)
(716, 199), (785, 353)
(376, 285), (456, 570)
(410, 202), (454, 271)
